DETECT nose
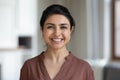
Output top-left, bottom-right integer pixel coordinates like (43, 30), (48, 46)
(54, 28), (61, 36)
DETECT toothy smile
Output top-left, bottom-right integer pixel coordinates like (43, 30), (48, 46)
(52, 38), (63, 42)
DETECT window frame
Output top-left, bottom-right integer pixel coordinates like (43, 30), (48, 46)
(112, 0), (120, 60)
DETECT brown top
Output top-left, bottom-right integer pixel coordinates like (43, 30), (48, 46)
(20, 52), (94, 80)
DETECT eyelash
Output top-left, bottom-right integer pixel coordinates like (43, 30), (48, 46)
(46, 26), (68, 29)
(47, 26), (54, 29)
(61, 26), (67, 29)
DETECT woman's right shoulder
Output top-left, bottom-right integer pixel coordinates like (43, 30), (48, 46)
(22, 53), (43, 67)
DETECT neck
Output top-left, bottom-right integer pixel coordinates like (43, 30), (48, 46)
(44, 48), (69, 63)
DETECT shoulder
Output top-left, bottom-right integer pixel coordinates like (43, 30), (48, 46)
(71, 53), (93, 71)
(22, 53), (42, 67)
(69, 53), (94, 80)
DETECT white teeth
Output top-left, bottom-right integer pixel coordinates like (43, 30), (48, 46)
(52, 38), (62, 42)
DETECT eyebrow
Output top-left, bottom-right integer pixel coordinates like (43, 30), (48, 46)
(60, 24), (69, 26)
(45, 23), (54, 25)
(45, 23), (69, 26)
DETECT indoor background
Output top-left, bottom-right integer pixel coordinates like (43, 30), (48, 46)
(0, 0), (119, 80)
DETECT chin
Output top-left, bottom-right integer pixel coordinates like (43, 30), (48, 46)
(50, 45), (65, 49)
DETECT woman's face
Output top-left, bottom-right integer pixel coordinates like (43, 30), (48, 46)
(42, 14), (72, 49)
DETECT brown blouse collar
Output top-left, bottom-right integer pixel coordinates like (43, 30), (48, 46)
(38, 51), (73, 80)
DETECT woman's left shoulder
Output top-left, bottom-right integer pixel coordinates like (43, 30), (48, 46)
(71, 53), (92, 70)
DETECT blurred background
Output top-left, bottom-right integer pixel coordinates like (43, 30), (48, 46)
(0, 0), (120, 80)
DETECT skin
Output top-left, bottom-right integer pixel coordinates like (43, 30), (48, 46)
(41, 14), (73, 79)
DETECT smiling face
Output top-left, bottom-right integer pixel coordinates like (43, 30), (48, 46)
(42, 14), (73, 50)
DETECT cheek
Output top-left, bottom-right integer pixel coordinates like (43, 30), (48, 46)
(42, 30), (52, 39)
(64, 31), (71, 39)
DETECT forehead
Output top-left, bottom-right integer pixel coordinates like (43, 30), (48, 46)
(44, 14), (70, 25)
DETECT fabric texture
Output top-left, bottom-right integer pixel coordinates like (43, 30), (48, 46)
(20, 52), (94, 80)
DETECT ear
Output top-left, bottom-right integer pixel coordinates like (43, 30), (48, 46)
(70, 26), (75, 33)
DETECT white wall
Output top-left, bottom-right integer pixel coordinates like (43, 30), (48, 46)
(0, 0), (38, 80)
(16, 0), (37, 36)
(0, 51), (22, 80)
(0, 0), (17, 49)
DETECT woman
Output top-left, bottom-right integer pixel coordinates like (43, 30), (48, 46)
(20, 4), (94, 80)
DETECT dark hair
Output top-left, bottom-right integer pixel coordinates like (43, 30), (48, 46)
(40, 4), (75, 30)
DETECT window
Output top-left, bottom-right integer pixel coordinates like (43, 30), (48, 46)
(86, 0), (111, 61)
(112, 0), (120, 60)
(87, 0), (105, 59)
